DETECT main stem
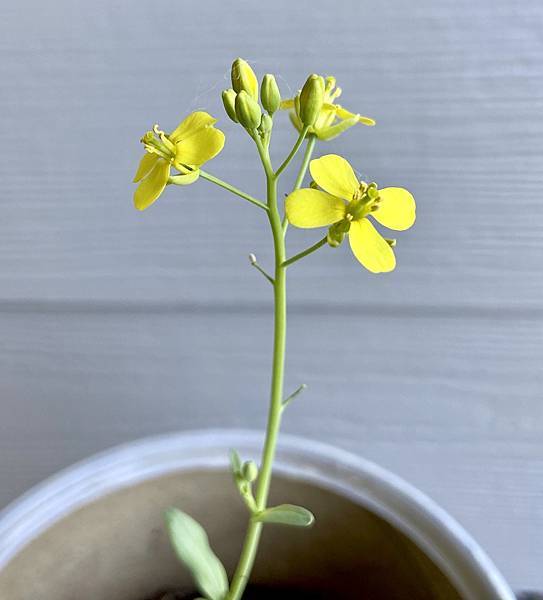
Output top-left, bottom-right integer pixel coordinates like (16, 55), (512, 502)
(226, 165), (286, 600)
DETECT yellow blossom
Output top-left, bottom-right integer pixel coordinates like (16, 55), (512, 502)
(285, 154), (415, 272)
(280, 76), (375, 140)
(133, 111), (225, 210)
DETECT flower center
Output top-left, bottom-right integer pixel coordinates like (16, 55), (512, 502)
(141, 124), (176, 162)
(344, 182), (381, 221)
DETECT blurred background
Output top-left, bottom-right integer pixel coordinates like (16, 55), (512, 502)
(1, 0), (542, 591)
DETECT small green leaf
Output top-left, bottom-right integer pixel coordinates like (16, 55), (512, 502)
(229, 449), (242, 475)
(165, 508), (229, 600)
(254, 504), (315, 527)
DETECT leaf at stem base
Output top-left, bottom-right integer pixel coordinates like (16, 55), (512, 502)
(253, 504), (315, 527)
(165, 508), (229, 600)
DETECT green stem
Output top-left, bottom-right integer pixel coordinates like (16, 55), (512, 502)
(226, 144), (287, 600)
(282, 236), (327, 268)
(282, 134), (317, 233)
(198, 169), (268, 211)
(292, 134), (316, 191)
(275, 127), (309, 177)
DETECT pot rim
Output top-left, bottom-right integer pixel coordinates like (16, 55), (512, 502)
(0, 428), (514, 600)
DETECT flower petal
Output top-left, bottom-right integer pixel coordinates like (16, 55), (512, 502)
(372, 187), (416, 231)
(175, 127), (225, 167)
(316, 115), (359, 140)
(335, 105), (375, 126)
(280, 98), (295, 110)
(169, 111), (218, 143)
(286, 188), (346, 228)
(348, 218), (396, 273)
(133, 153), (159, 183)
(133, 158), (170, 211)
(314, 105), (337, 130)
(309, 154), (359, 200)
(169, 169), (200, 185)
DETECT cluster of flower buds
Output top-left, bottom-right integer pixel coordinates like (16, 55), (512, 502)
(229, 449), (260, 512)
(222, 58), (282, 140)
(222, 59), (328, 142)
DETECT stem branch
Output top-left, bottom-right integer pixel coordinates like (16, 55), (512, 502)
(197, 169), (268, 211)
(282, 134), (317, 233)
(282, 236), (327, 268)
(249, 254), (274, 285)
(275, 127), (309, 177)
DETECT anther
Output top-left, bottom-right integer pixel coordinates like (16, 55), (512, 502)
(153, 124), (165, 136)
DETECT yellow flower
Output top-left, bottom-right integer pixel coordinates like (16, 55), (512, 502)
(280, 77), (375, 140)
(285, 154), (415, 273)
(133, 111), (225, 210)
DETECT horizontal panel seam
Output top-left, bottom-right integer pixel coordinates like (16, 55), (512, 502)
(0, 300), (541, 321)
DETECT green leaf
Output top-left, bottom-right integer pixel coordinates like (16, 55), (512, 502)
(229, 449), (242, 476)
(165, 508), (229, 600)
(253, 504), (315, 527)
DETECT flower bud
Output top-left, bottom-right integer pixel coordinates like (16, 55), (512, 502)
(259, 113), (273, 134)
(235, 90), (262, 130)
(327, 220), (350, 247)
(242, 460), (258, 483)
(222, 89), (238, 123)
(299, 74), (325, 127)
(231, 58), (258, 101)
(261, 74), (281, 115)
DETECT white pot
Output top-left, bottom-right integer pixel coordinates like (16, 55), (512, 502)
(0, 430), (515, 599)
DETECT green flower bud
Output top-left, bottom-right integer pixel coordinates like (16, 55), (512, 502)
(327, 220), (350, 247)
(327, 230), (343, 248)
(242, 460), (258, 483)
(222, 89), (238, 123)
(299, 74), (325, 127)
(231, 58), (259, 101)
(259, 113), (273, 134)
(235, 90), (262, 130)
(261, 74), (281, 115)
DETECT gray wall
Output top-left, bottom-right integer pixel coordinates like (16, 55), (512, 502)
(1, 0), (542, 592)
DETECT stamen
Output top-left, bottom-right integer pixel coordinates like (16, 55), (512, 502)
(153, 123), (165, 137)
(330, 87), (342, 101)
(325, 76), (336, 93)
